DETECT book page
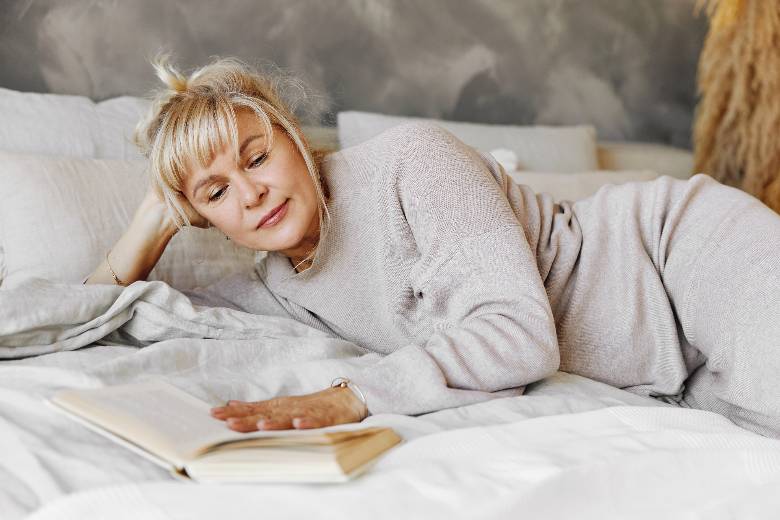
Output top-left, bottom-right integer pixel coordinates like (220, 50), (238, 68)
(50, 380), (245, 467)
(50, 379), (397, 470)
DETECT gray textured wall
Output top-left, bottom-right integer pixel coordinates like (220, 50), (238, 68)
(0, 0), (707, 147)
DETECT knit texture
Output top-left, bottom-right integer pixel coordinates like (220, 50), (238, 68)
(256, 122), (560, 415)
(188, 121), (780, 434)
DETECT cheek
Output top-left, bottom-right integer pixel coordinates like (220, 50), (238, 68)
(204, 202), (242, 231)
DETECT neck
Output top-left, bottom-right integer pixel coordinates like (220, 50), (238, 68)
(287, 215), (321, 272)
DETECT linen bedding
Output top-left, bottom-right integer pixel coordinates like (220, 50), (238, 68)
(2, 278), (780, 520)
(2, 87), (774, 519)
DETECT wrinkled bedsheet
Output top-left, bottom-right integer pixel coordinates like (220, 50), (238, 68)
(1, 279), (780, 519)
(3, 345), (780, 520)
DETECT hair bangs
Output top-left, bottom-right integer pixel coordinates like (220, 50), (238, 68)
(174, 96), (239, 187)
(230, 95), (276, 154)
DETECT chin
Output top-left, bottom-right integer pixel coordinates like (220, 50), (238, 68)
(249, 226), (304, 252)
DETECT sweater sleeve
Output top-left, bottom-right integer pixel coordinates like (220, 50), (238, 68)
(342, 122), (560, 416)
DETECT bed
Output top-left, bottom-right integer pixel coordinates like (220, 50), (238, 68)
(2, 88), (779, 520)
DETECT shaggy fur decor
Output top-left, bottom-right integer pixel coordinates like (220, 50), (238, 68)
(693, 0), (780, 213)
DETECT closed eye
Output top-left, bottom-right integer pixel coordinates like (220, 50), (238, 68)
(208, 186), (227, 202)
(248, 152), (268, 169)
(206, 152), (268, 203)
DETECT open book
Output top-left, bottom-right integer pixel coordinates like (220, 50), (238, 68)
(47, 380), (401, 483)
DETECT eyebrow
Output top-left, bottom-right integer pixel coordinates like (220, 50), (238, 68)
(239, 134), (264, 155)
(192, 174), (221, 199)
(191, 134), (265, 198)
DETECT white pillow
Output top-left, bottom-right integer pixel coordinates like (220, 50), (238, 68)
(337, 110), (599, 173)
(507, 169), (660, 202)
(94, 96), (150, 160)
(597, 141), (694, 180)
(0, 151), (257, 290)
(301, 125), (340, 152)
(0, 87), (147, 161)
(0, 87), (98, 158)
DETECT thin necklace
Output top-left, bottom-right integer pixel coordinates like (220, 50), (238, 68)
(292, 215), (323, 272)
(291, 242), (318, 272)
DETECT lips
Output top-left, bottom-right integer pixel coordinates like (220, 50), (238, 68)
(257, 200), (288, 228)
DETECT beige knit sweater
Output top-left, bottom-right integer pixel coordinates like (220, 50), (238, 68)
(186, 121), (740, 417)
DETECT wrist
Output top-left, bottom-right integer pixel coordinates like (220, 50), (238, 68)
(336, 386), (368, 421)
(330, 378), (369, 421)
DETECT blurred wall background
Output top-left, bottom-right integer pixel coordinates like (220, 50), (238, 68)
(0, 0), (707, 147)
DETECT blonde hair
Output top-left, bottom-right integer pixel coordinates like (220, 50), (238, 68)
(133, 54), (331, 270)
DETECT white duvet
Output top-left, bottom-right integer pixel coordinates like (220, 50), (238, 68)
(1, 279), (779, 519)
(2, 344), (780, 520)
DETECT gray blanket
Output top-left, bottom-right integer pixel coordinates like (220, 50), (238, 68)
(0, 276), (523, 411)
(0, 277), (379, 400)
(0, 277), (344, 357)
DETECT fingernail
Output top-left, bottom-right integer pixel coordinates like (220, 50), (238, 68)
(292, 417), (303, 428)
(256, 420), (266, 429)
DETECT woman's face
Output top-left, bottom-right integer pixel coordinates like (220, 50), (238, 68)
(182, 108), (320, 261)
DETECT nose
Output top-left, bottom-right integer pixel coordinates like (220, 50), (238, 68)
(233, 170), (266, 209)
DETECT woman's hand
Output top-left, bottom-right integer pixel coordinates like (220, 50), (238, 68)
(140, 187), (210, 230)
(210, 386), (369, 432)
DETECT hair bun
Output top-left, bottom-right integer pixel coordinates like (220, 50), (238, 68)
(151, 53), (189, 93)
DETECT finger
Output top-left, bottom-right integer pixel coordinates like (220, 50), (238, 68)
(292, 416), (325, 429)
(213, 399), (266, 411)
(210, 404), (230, 416)
(226, 415), (266, 433)
(211, 403), (262, 419)
(210, 406), (240, 419)
(210, 400), (243, 414)
(226, 399), (279, 408)
(256, 418), (293, 430)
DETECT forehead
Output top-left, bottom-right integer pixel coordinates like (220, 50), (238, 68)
(235, 107), (264, 133)
(184, 111), (270, 178)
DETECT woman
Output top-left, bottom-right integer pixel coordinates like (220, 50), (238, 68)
(85, 56), (780, 438)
